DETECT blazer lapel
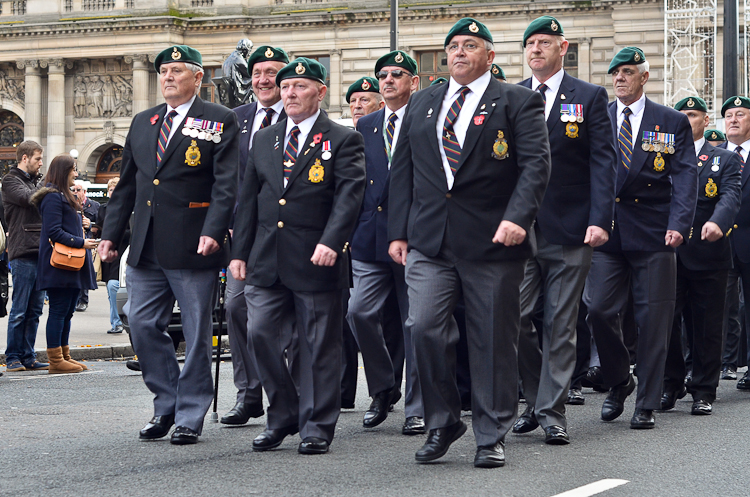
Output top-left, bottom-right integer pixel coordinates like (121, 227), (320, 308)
(149, 105), (167, 173)
(284, 113), (329, 191)
(547, 73), (575, 136)
(367, 109), (391, 200)
(455, 78), (500, 173)
(158, 97), (204, 168)
(267, 121), (286, 194)
(426, 84), (449, 167)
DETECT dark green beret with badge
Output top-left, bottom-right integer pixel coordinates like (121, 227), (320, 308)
(674, 96), (708, 113)
(154, 45), (203, 72)
(721, 95), (750, 117)
(608, 46), (646, 74)
(704, 129), (726, 141)
(247, 46), (289, 73)
(375, 50), (418, 75)
(430, 77), (448, 86)
(444, 17), (493, 46)
(275, 57), (327, 86)
(491, 64), (506, 80)
(523, 16), (564, 47)
(346, 77), (380, 103)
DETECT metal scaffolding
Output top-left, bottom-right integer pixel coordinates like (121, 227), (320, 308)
(664, 0), (718, 119)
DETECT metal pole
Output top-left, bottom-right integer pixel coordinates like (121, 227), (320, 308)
(724, 0), (739, 99)
(210, 268), (227, 423)
(390, 0), (398, 51)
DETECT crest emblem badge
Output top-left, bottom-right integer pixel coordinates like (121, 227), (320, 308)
(705, 178), (718, 198)
(551, 20), (558, 31)
(492, 66), (499, 75)
(653, 153), (665, 172)
(469, 22), (479, 33)
(171, 47), (181, 60)
(565, 122), (579, 139)
(265, 48), (274, 58)
(492, 130), (509, 160)
(735, 97), (743, 106)
(687, 99), (695, 108)
(295, 62), (306, 75)
(711, 132), (718, 139)
(634, 52), (641, 62)
(185, 140), (201, 167)
(395, 52), (404, 63)
(309, 159), (324, 183)
(362, 79), (371, 90)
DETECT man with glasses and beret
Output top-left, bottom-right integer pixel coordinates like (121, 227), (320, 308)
(513, 15), (617, 445)
(348, 51), (425, 436)
(230, 58), (365, 455)
(583, 47), (696, 430)
(100, 45), (239, 445)
(389, 18), (550, 467)
(220, 46), (289, 427)
(660, 96), (741, 416)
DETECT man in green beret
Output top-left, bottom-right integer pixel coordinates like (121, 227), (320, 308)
(347, 50), (424, 436)
(389, 17), (550, 467)
(230, 57), (366, 455)
(584, 46), (697, 430)
(347, 77), (383, 127)
(100, 44), (240, 445)
(514, 15), (617, 446)
(431, 77), (448, 86)
(490, 64), (506, 81)
(659, 96), (741, 416)
(705, 128), (726, 146)
(220, 45), (290, 428)
(719, 96), (750, 391)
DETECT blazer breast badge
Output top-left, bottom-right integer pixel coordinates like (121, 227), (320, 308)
(705, 177), (718, 198)
(185, 140), (201, 166)
(492, 131), (509, 160)
(309, 159), (324, 183)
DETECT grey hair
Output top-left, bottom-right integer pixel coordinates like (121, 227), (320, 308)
(183, 62), (204, 96)
(485, 40), (495, 51)
(637, 60), (650, 74)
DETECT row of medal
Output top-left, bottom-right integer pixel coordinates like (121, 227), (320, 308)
(181, 117), (224, 144)
(560, 104), (584, 123)
(641, 131), (675, 154)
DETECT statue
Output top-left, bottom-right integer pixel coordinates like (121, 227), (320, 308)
(101, 75), (116, 117)
(74, 76), (87, 118)
(215, 38), (255, 109)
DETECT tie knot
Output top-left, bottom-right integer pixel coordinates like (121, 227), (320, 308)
(167, 110), (178, 119)
(736, 146), (744, 154)
(536, 84), (548, 94)
(290, 126), (300, 137)
(388, 113), (398, 124)
(623, 107), (632, 116)
(265, 108), (275, 117)
(458, 86), (470, 97)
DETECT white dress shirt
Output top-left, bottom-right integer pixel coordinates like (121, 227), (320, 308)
(437, 71), (491, 190)
(283, 110), (321, 187)
(250, 99), (285, 151)
(729, 138), (750, 163)
(531, 68), (564, 121)
(384, 104), (407, 168)
(616, 93), (647, 143)
(165, 95), (196, 148)
(694, 137), (706, 157)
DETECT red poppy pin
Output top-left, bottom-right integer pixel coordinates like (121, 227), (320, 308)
(699, 154), (708, 161)
(313, 132), (323, 144)
(150, 114), (159, 125)
(474, 116), (484, 125)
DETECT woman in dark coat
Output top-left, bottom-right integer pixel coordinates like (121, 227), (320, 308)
(31, 154), (98, 374)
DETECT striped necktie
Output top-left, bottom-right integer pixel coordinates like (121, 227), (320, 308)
(260, 107), (275, 129)
(618, 107), (634, 176)
(157, 110), (178, 164)
(735, 145), (745, 172)
(536, 83), (548, 104)
(385, 112), (398, 156)
(442, 86), (470, 175)
(283, 126), (300, 182)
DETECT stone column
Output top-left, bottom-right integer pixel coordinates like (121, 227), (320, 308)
(329, 49), (342, 117)
(126, 54), (150, 114)
(18, 60), (41, 144)
(151, 54), (165, 106)
(44, 59), (66, 161)
(578, 38), (592, 83)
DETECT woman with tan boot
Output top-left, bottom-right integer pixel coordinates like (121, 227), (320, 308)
(31, 154), (98, 374)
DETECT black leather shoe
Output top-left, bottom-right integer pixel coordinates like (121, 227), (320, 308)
(252, 425), (299, 451)
(601, 374), (635, 421)
(544, 425), (570, 445)
(415, 420), (467, 462)
(583, 366), (608, 392)
(220, 401), (264, 425)
(659, 385), (687, 411)
(298, 437), (329, 454)
(139, 414), (175, 440)
(474, 441), (505, 468)
(126, 359), (141, 372)
(566, 388), (585, 405)
(721, 367), (737, 380)
(170, 426), (199, 445)
(737, 371), (750, 390)
(691, 399), (712, 415)
(402, 416), (426, 435)
(630, 408), (655, 429)
(512, 405), (539, 434)
(363, 387), (399, 428)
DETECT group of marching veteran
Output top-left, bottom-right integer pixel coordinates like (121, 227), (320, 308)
(97, 13), (750, 468)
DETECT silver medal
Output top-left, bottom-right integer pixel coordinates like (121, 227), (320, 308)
(190, 128), (199, 138)
(197, 131), (206, 140)
(576, 116), (584, 123)
(322, 151), (332, 160)
(212, 134), (221, 144)
(181, 127), (191, 136)
(641, 143), (650, 152)
(205, 133), (213, 142)
(712, 165), (720, 172)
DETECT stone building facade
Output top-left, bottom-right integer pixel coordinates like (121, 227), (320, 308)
(0, 0), (725, 183)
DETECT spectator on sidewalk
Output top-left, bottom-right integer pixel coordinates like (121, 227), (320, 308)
(73, 179), (100, 312)
(97, 177), (128, 334)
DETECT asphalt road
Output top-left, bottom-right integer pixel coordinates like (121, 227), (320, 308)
(1, 357), (748, 497)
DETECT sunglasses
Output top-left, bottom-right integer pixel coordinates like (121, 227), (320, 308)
(376, 69), (412, 80)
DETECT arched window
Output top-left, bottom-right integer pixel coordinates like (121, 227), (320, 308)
(95, 145), (123, 184)
(0, 110), (24, 179)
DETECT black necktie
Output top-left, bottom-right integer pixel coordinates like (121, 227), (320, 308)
(536, 84), (548, 104)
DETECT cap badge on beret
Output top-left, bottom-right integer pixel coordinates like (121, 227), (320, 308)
(551, 20), (559, 32)
(712, 132), (718, 139)
(361, 79), (371, 90)
(634, 52), (641, 62)
(687, 99), (695, 108)
(469, 22), (479, 33)
(492, 66), (499, 74)
(736, 97), (743, 106)
(295, 62), (305, 75)
(395, 53), (404, 63)
(172, 48), (181, 61)
(265, 48), (274, 58)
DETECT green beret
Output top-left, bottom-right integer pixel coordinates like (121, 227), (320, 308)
(721, 96), (750, 117)
(674, 96), (708, 113)
(154, 45), (202, 72)
(523, 16), (564, 47)
(430, 77), (448, 86)
(375, 50), (418, 76)
(491, 64), (506, 81)
(608, 47), (646, 74)
(704, 129), (726, 141)
(346, 77), (380, 103)
(275, 57), (327, 86)
(444, 18), (493, 47)
(247, 46), (289, 73)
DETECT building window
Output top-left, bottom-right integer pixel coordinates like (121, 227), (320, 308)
(200, 67), (223, 104)
(303, 55), (330, 110)
(417, 50), (449, 90)
(96, 145), (123, 185)
(125, 0), (134, 7)
(83, 0), (115, 10)
(64, 0), (72, 12)
(564, 43), (579, 78)
(11, 1), (26, 15)
(0, 111), (24, 180)
(192, 0), (214, 6)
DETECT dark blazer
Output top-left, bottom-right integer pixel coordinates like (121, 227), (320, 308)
(32, 187), (96, 291)
(101, 97), (239, 270)
(720, 141), (750, 263)
(676, 141), (741, 271)
(351, 107), (395, 262)
(600, 97), (697, 253)
(232, 111), (366, 292)
(520, 72), (617, 244)
(388, 76), (551, 260)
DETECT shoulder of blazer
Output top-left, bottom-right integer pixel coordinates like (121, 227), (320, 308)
(357, 108), (385, 130)
(233, 101), (257, 121)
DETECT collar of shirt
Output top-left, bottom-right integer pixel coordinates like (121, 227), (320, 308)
(249, 99), (285, 150)
(531, 68), (564, 121)
(384, 103), (408, 161)
(284, 109), (321, 152)
(616, 92), (646, 138)
(729, 138), (750, 162)
(165, 95), (197, 147)
(694, 137), (706, 157)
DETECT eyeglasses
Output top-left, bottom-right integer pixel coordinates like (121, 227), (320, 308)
(376, 69), (412, 80)
(446, 42), (482, 54)
(73, 188), (83, 192)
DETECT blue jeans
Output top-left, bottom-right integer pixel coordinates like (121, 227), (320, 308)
(107, 279), (122, 328)
(4, 258), (45, 365)
(45, 288), (80, 349)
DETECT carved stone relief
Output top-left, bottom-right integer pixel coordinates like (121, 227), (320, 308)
(0, 65), (26, 106)
(75, 58), (133, 118)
